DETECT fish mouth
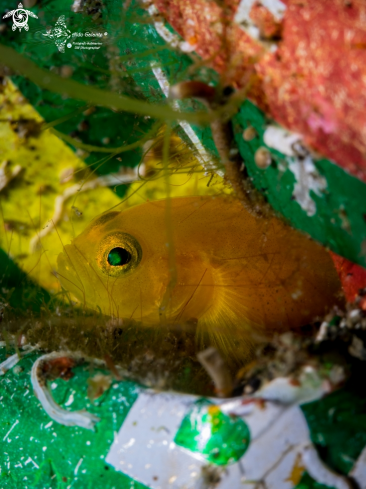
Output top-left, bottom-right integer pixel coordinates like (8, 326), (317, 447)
(57, 245), (92, 307)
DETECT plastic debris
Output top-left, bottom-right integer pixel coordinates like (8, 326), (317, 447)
(31, 352), (100, 430)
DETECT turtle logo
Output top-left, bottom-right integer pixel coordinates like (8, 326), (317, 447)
(2, 2), (38, 32)
(42, 16), (72, 53)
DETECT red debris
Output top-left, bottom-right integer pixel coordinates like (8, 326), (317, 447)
(41, 357), (76, 380)
(330, 252), (366, 303)
(288, 377), (301, 387)
(359, 297), (366, 311)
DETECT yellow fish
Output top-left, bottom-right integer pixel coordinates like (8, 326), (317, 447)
(57, 195), (343, 360)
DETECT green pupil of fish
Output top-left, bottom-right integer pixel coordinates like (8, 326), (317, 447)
(108, 247), (131, 267)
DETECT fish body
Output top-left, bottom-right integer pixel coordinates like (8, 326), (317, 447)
(58, 195), (343, 358)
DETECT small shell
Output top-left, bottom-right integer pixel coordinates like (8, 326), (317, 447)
(254, 147), (272, 169)
(243, 126), (257, 141)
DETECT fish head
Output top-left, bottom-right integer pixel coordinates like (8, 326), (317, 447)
(57, 208), (171, 321)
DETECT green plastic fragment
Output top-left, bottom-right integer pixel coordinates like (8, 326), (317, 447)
(301, 388), (366, 475)
(0, 348), (146, 489)
(234, 100), (366, 267)
(174, 399), (250, 465)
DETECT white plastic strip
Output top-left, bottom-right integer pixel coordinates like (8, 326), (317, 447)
(151, 65), (224, 176)
(0, 349), (34, 375)
(31, 352), (100, 431)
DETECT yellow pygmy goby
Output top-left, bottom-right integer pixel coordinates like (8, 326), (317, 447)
(57, 195), (343, 358)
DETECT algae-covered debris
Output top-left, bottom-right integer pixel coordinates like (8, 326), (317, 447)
(234, 288), (366, 398)
(1, 286), (365, 398)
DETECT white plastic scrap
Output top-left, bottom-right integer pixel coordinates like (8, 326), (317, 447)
(219, 366), (327, 418)
(106, 383), (356, 489)
(106, 371), (356, 489)
(290, 155), (327, 217)
(0, 353), (23, 375)
(0, 349), (35, 375)
(263, 126), (303, 157)
(263, 125), (327, 216)
(315, 321), (329, 343)
(255, 367), (328, 405)
(31, 352), (100, 431)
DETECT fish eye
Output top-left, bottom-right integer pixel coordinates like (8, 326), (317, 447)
(108, 247), (131, 267)
(97, 232), (142, 277)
